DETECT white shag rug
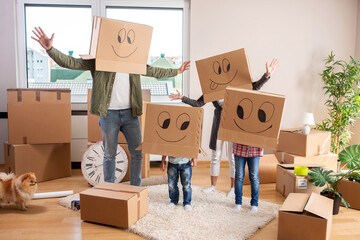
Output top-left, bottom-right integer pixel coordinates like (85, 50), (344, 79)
(59, 181), (280, 240)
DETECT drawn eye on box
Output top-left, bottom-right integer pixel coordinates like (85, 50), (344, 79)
(111, 28), (138, 58)
(209, 58), (238, 90)
(156, 111), (191, 143)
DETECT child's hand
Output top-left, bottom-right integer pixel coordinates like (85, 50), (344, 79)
(160, 161), (165, 171)
(191, 158), (197, 167)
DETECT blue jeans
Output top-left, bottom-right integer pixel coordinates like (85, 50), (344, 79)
(234, 155), (260, 206)
(99, 109), (142, 186)
(167, 161), (192, 206)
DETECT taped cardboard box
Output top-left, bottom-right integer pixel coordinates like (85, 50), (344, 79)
(278, 193), (333, 240)
(86, 142), (150, 180)
(243, 154), (278, 185)
(276, 164), (324, 197)
(218, 87), (285, 150)
(7, 89), (71, 144)
(274, 151), (338, 172)
(195, 48), (253, 103)
(140, 103), (204, 159)
(87, 89), (150, 143)
(277, 128), (331, 157)
(80, 182), (148, 228)
(338, 180), (360, 210)
(80, 16), (153, 74)
(3, 142), (71, 183)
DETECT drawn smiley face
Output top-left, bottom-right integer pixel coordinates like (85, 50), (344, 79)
(210, 58), (238, 90)
(111, 28), (138, 58)
(156, 111), (191, 143)
(233, 98), (275, 134)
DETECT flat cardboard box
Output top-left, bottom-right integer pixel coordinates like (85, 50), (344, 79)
(7, 89), (71, 144)
(243, 154), (278, 185)
(338, 180), (360, 210)
(277, 128), (331, 157)
(218, 87), (285, 150)
(274, 151), (338, 172)
(80, 182), (148, 228)
(278, 193), (333, 240)
(276, 164), (324, 197)
(87, 89), (150, 143)
(195, 48), (253, 103)
(87, 142), (150, 180)
(3, 142), (71, 183)
(140, 103), (204, 158)
(80, 16), (153, 74)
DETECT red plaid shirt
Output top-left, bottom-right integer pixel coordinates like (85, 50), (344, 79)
(233, 143), (263, 157)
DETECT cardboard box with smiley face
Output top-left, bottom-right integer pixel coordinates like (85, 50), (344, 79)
(218, 87), (285, 150)
(195, 48), (253, 103)
(80, 16), (153, 74)
(139, 104), (204, 159)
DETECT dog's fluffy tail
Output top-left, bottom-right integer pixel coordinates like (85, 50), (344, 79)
(0, 172), (15, 181)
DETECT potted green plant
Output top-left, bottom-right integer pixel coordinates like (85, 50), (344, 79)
(316, 52), (360, 154)
(309, 144), (360, 215)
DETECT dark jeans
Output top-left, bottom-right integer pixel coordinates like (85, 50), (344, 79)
(167, 161), (192, 206)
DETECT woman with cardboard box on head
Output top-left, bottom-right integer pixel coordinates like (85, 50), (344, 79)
(31, 24), (190, 186)
(169, 58), (279, 199)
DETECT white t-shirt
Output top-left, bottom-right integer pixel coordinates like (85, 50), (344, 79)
(108, 72), (131, 110)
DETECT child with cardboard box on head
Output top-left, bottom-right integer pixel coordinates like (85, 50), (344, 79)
(31, 18), (190, 187)
(160, 156), (197, 211)
(170, 50), (279, 199)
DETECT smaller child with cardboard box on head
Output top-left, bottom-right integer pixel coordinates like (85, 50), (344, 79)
(161, 156), (197, 211)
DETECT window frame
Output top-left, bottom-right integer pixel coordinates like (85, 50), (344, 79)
(16, 0), (189, 105)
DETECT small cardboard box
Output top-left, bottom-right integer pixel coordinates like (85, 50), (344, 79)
(274, 151), (338, 172)
(80, 16), (153, 74)
(218, 87), (285, 150)
(278, 193), (333, 240)
(277, 128), (331, 157)
(80, 182), (148, 228)
(276, 164), (324, 197)
(195, 48), (253, 103)
(338, 180), (360, 210)
(3, 142), (71, 183)
(7, 89), (71, 144)
(87, 89), (150, 143)
(140, 103), (204, 158)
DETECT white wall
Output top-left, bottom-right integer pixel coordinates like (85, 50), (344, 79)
(190, 0), (358, 160)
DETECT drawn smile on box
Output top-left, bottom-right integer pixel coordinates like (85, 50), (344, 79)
(156, 111), (190, 143)
(209, 58), (238, 90)
(111, 28), (138, 58)
(232, 98), (274, 134)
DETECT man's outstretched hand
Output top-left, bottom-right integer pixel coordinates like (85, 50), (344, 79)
(178, 61), (190, 74)
(31, 27), (54, 51)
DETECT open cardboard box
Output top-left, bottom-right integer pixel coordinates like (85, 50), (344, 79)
(278, 193), (333, 240)
(7, 89), (71, 144)
(274, 151), (338, 172)
(277, 128), (331, 157)
(80, 16), (153, 74)
(218, 87), (285, 150)
(80, 182), (148, 228)
(139, 103), (204, 159)
(338, 179), (360, 210)
(3, 142), (71, 183)
(195, 48), (253, 103)
(276, 164), (325, 197)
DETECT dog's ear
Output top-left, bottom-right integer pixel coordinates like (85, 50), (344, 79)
(19, 173), (31, 182)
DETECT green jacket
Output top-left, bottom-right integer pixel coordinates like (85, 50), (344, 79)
(47, 47), (178, 117)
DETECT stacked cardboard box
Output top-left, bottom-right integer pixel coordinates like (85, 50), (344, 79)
(5, 89), (72, 182)
(275, 128), (335, 197)
(80, 182), (148, 228)
(87, 89), (151, 180)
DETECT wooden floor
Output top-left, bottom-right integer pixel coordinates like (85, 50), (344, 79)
(0, 163), (360, 240)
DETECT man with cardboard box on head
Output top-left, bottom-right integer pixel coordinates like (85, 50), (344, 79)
(170, 53), (279, 198)
(31, 20), (190, 186)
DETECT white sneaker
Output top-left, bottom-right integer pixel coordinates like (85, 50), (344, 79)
(250, 206), (258, 214)
(227, 188), (235, 198)
(184, 205), (192, 211)
(232, 204), (242, 211)
(202, 185), (216, 193)
(167, 203), (176, 208)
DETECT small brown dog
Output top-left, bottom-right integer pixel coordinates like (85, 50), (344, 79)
(0, 172), (38, 210)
